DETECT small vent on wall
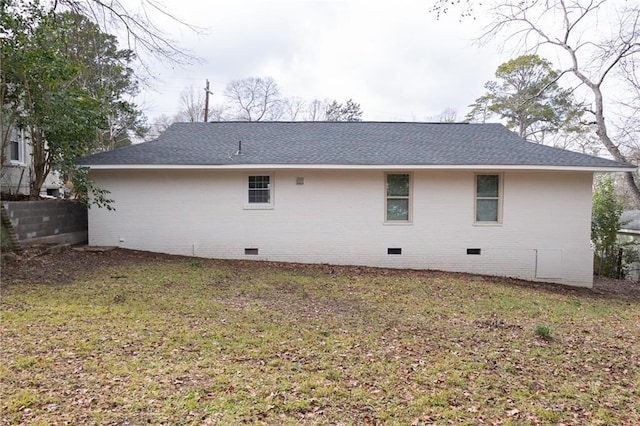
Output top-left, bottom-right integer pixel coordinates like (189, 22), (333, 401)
(245, 248), (259, 255)
(467, 248), (481, 255)
(388, 248), (402, 255)
(296, 177), (304, 185)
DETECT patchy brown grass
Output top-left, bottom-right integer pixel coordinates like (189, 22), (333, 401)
(1, 249), (639, 425)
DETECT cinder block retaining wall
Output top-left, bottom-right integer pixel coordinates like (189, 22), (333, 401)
(1, 200), (88, 246)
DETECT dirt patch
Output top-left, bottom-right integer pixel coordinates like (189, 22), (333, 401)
(593, 275), (640, 300)
(0, 193), (30, 201)
(2, 246), (639, 300)
(1, 246), (182, 285)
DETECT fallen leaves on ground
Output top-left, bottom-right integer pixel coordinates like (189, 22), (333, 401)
(1, 248), (639, 425)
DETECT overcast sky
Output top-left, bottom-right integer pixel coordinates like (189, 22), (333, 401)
(132, 0), (507, 122)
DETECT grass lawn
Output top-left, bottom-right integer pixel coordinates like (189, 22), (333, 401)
(1, 250), (639, 425)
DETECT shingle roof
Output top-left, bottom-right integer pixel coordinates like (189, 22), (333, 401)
(78, 121), (634, 170)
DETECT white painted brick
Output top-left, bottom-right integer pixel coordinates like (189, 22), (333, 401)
(88, 169), (594, 287)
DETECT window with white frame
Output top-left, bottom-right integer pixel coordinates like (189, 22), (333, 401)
(475, 174), (502, 223)
(385, 173), (411, 222)
(246, 174), (273, 207)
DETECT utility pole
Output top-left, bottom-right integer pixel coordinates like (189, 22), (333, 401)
(203, 79), (211, 122)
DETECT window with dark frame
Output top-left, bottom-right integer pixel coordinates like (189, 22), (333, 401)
(9, 140), (20, 162)
(248, 175), (271, 204)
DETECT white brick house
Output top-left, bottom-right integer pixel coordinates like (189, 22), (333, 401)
(78, 122), (636, 288)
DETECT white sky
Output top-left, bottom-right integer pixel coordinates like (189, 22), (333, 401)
(132, 0), (507, 122)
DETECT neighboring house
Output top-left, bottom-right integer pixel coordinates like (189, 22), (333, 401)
(78, 122), (636, 288)
(619, 210), (640, 282)
(1, 125), (63, 196)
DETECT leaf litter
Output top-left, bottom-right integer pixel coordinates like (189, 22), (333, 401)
(1, 247), (639, 425)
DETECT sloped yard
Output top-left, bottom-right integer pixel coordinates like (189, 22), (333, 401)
(1, 249), (639, 425)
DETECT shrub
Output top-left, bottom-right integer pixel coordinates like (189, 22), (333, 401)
(592, 175), (624, 278)
(535, 325), (552, 340)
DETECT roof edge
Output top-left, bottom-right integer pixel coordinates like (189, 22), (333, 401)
(81, 163), (637, 172)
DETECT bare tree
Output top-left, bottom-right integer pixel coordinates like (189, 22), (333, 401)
(479, 0), (640, 205)
(145, 114), (176, 140)
(53, 0), (200, 68)
(206, 105), (227, 122)
(429, 107), (458, 123)
(176, 86), (207, 122)
(282, 97), (307, 121)
(306, 99), (328, 121)
(224, 77), (282, 121)
(613, 53), (640, 164)
(430, 0), (476, 19)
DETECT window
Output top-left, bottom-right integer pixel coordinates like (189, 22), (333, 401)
(9, 141), (20, 161)
(385, 173), (411, 222)
(248, 175), (270, 203)
(245, 174), (273, 208)
(6, 127), (25, 163)
(475, 174), (501, 223)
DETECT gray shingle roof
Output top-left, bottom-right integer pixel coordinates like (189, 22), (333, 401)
(78, 121), (634, 169)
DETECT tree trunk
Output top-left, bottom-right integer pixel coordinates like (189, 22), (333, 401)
(29, 168), (46, 199)
(28, 129), (50, 200)
(623, 172), (640, 206)
(590, 84), (640, 206)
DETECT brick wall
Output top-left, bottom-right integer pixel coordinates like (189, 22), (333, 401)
(88, 168), (596, 288)
(1, 200), (87, 246)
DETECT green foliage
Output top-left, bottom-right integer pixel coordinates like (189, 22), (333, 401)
(534, 325), (552, 340)
(3, 1), (103, 197)
(55, 12), (146, 151)
(1, 0), (144, 202)
(592, 174), (624, 277)
(35, 87), (105, 168)
(68, 167), (115, 210)
(466, 55), (584, 144)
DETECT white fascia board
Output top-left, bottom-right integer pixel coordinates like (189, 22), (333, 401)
(81, 163), (637, 173)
